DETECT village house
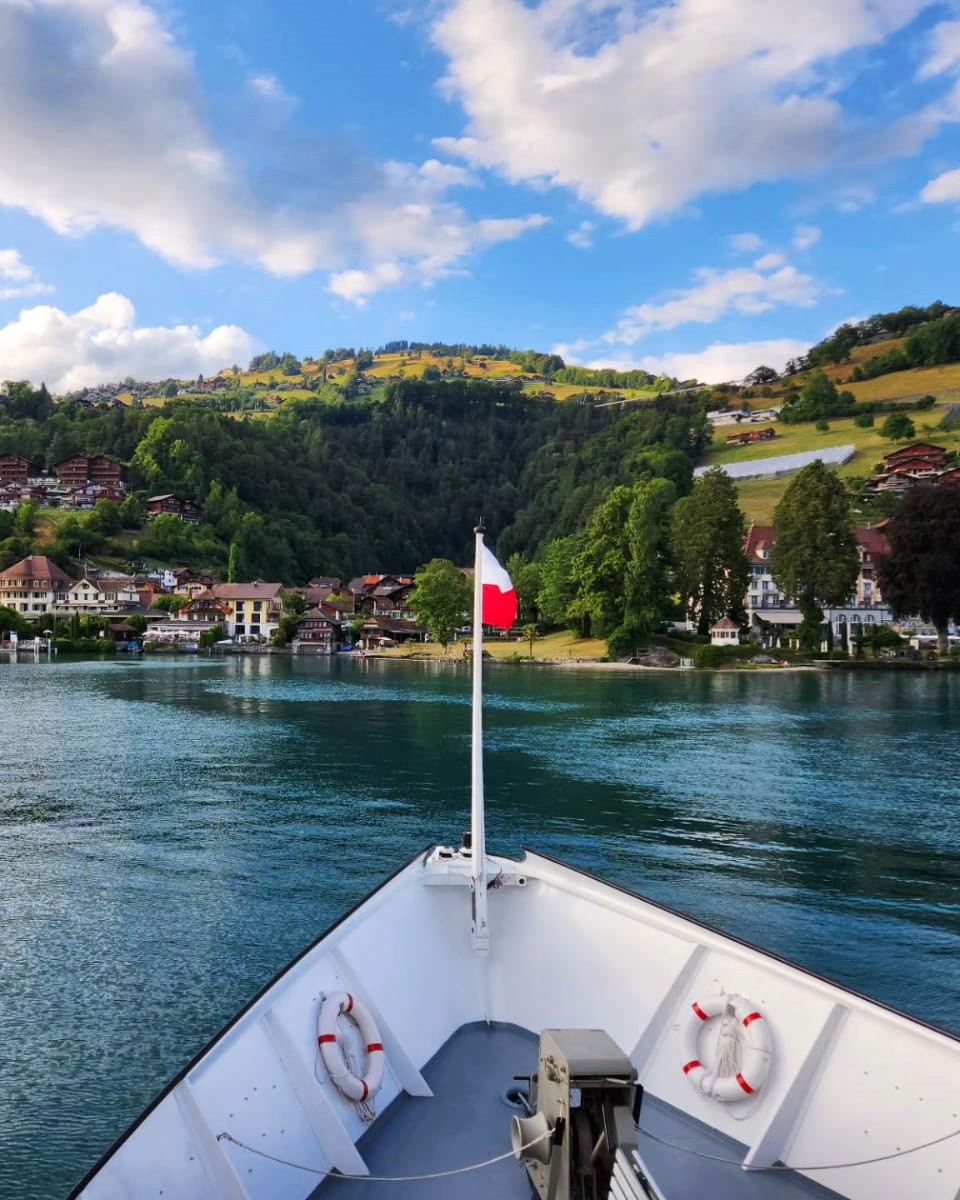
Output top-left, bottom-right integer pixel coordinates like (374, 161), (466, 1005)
(64, 483), (127, 510)
(725, 427), (776, 447)
(0, 555), (74, 616)
(0, 454), (39, 486)
(0, 483), (49, 510)
(146, 494), (202, 524)
(347, 574), (416, 620)
(865, 442), (953, 493)
(292, 603), (346, 655)
(171, 590), (231, 628)
(744, 525), (891, 641)
(210, 582), (285, 640)
(55, 455), (127, 490)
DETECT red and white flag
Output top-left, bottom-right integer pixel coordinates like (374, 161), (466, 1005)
(480, 544), (518, 630)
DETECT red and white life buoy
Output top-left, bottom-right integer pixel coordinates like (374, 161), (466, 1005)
(681, 993), (772, 1103)
(317, 991), (385, 1104)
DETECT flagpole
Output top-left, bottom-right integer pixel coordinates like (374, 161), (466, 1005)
(470, 521), (489, 955)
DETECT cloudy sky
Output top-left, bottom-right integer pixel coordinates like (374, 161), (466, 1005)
(0, 0), (959, 390)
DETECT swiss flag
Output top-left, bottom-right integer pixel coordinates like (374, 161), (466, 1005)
(480, 544), (518, 630)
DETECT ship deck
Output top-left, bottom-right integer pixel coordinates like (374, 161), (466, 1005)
(317, 1024), (840, 1199)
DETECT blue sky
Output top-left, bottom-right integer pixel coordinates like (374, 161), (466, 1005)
(0, 0), (959, 391)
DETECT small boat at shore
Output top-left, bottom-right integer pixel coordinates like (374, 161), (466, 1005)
(70, 530), (960, 1200)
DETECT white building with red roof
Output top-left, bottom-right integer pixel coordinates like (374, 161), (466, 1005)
(0, 555), (75, 616)
(744, 524), (892, 639)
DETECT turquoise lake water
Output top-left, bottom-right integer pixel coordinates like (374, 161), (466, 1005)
(2, 655), (959, 1199)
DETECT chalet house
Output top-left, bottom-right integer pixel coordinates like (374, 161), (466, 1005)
(347, 574), (416, 620)
(146, 494), (202, 524)
(0, 454), (39, 486)
(0, 556), (74, 616)
(173, 590), (230, 626)
(55, 455), (127, 490)
(881, 443), (946, 472)
(359, 615), (427, 650)
(0, 483), (48, 510)
(293, 604), (345, 655)
(744, 524), (891, 639)
(210, 582), (285, 640)
(64, 483), (126, 510)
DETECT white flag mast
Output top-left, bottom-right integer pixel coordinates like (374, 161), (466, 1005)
(470, 521), (489, 955)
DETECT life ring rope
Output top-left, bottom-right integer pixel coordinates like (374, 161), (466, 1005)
(681, 992), (772, 1103)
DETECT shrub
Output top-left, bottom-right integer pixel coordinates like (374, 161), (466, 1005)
(853, 412), (874, 428)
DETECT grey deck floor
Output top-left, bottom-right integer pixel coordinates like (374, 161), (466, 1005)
(317, 1024), (840, 1199)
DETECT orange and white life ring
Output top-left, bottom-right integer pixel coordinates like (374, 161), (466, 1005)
(681, 993), (772, 1103)
(317, 991), (385, 1104)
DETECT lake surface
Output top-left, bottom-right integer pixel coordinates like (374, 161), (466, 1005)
(2, 655), (959, 1199)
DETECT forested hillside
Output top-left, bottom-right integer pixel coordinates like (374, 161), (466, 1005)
(0, 380), (709, 580)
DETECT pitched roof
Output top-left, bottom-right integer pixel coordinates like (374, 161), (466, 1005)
(211, 582), (284, 600)
(710, 617), (740, 630)
(744, 524), (775, 564)
(0, 555), (74, 585)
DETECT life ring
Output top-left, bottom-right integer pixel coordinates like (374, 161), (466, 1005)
(317, 991), (385, 1103)
(681, 993), (772, 1103)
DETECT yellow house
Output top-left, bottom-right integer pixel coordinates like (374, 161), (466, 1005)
(210, 582), (285, 640)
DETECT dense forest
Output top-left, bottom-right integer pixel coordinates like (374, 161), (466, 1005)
(0, 379), (710, 582)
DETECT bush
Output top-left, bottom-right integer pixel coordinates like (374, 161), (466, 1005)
(853, 412), (874, 428)
(816, 419), (830, 432)
(608, 619), (651, 659)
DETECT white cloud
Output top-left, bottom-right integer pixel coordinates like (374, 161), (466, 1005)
(0, 1), (545, 297)
(0, 293), (256, 392)
(918, 20), (960, 79)
(567, 219), (595, 249)
(0, 248), (54, 301)
(730, 233), (762, 252)
(793, 223), (822, 249)
(583, 338), (811, 384)
(432, 0), (942, 229)
(920, 167), (960, 204)
(602, 260), (823, 345)
(754, 252), (786, 269)
(327, 211), (548, 304)
(0, 250), (33, 282)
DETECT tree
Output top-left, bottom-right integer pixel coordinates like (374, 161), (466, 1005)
(880, 412), (916, 441)
(410, 559), (470, 650)
(622, 476), (676, 634)
(672, 467), (749, 636)
(523, 623), (537, 659)
(151, 594), (189, 612)
(771, 461), (859, 640)
(505, 553), (541, 623)
(878, 487), (960, 655)
(537, 536), (582, 629)
(746, 365), (779, 385)
(571, 486), (636, 636)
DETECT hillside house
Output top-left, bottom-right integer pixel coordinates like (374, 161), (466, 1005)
(0, 454), (39, 486)
(64, 484), (127, 510)
(55, 455), (127, 490)
(725, 428), (776, 447)
(146, 494), (202, 523)
(347, 574), (416, 619)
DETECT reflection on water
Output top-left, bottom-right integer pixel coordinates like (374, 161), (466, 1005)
(1, 656), (959, 1199)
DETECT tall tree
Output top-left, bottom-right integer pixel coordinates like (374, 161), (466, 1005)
(672, 467), (749, 635)
(878, 487), (960, 655)
(771, 461), (859, 640)
(537, 536), (582, 630)
(623, 476), (676, 634)
(571, 486), (636, 636)
(409, 558), (471, 650)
